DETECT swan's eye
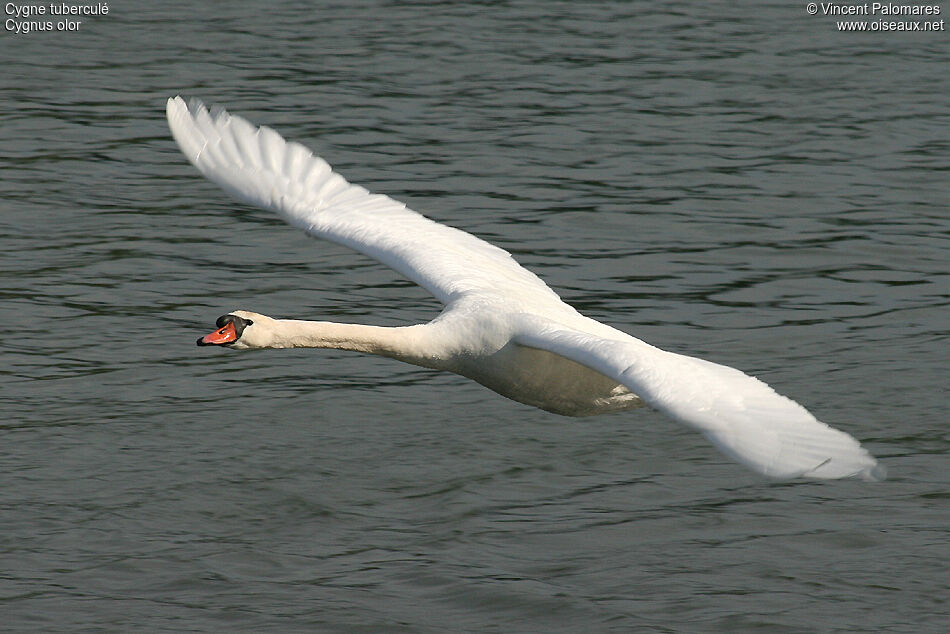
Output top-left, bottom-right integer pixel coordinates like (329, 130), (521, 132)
(213, 314), (253, 334)
(215, 314), (252, 328)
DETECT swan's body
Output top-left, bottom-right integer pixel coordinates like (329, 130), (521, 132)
(168, 96), (883, 481)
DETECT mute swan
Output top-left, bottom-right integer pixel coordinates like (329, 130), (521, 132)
(167, 96), (883, 481)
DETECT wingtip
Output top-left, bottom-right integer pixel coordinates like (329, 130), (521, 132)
(166, 95), (215, 118)
(165, 95), (194, 126)
(799, 452), (886, 482)
(860, 462), (888, 482)
(165, 95), (179, 117)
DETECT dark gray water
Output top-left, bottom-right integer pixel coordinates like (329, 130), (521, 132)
(2, 2), (948, 631)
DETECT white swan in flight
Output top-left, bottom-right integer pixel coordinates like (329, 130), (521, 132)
(166, 96), (883, 481)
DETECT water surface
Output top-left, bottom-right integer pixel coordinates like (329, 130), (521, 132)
(1, 2), (948, 631)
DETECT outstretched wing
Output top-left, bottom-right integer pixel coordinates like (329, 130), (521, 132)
(514, 318), (884, 480)
(166, 96), (567, 310)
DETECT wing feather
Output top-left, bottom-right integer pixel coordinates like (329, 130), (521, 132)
(513, 318), (884, 480)
(166, 96), (566, 310)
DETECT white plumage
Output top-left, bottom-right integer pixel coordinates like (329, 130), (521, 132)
(168, 96), (883, 481)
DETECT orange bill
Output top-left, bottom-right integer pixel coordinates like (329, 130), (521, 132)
(198, 321), (238, 346)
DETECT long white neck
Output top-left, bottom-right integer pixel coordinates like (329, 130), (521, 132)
(260, 318), (446, 368)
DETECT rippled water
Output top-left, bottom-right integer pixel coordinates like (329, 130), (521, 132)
(2, 2), (948, 631)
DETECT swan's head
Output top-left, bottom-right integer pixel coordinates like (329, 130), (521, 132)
(196, 310), (273, 350)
